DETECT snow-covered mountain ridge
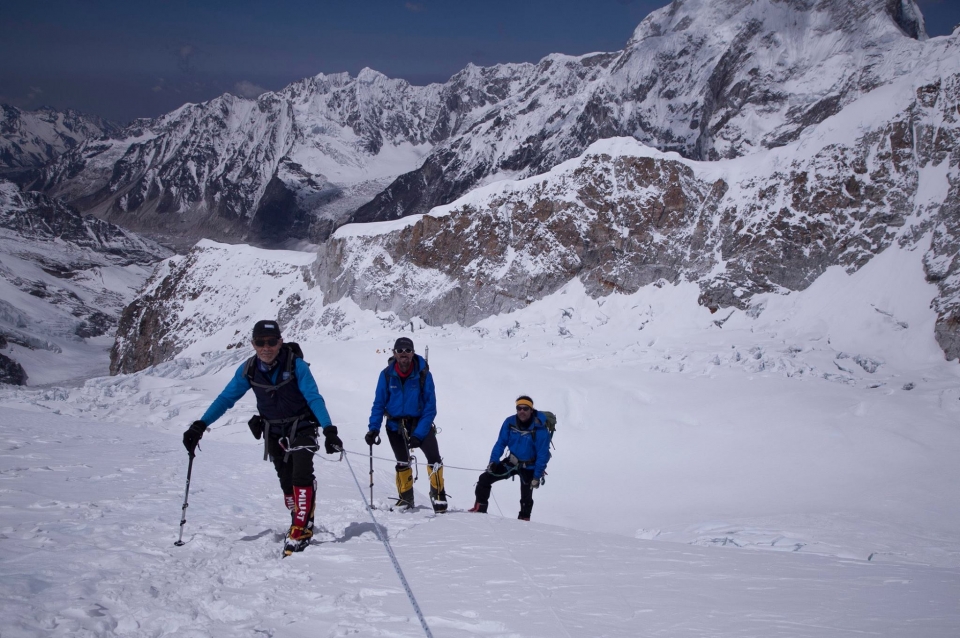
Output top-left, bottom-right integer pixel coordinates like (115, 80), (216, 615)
(0, 104), (119, 178)
(0, 180), (171, 384)
(111, 38), (960, 368)
(28, 0), (934, 250)
(314, 46), (960, 358)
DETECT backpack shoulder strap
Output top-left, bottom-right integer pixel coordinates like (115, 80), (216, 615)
(284, 344), (299, 377)
(419, 359), (429, 396)
(243, 355), (257, 385)
(245, 347), (298, 391)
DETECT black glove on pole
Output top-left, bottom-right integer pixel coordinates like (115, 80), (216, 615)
(322, 426), (343, 454)
(182, 420), (206, 454)
(408, 436), (422, 449)
(174, 452), (195, 546)
(364, 429), (380, 446)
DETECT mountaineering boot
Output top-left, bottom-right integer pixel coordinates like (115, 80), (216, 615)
(284, 485), (314, 556)
(468, 502), (488, 513)
(428, 463), (447, 513)
(518, 500), (532, 522)
(395, 464), (415, 509)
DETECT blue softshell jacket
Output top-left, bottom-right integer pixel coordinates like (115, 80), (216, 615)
(488, 411), (552, 479)
(200, 351), (332, 428)
(367, 354), (437, 441)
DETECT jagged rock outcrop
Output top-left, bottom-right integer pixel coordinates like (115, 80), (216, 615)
(31, 0), (932, 250)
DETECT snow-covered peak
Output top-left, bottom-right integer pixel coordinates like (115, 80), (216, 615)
(0, 104), (118, 173)
(629, 0), (927, 47)
(25, 0), (945, 251)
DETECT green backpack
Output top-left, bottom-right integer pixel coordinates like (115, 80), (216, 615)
(538, 411), (557, 449)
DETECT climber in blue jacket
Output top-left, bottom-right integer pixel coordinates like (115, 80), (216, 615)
(366, 336), (446, 512)
(469, 395), (552, 521)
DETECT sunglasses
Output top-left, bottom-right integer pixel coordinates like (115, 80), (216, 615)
(254, 338), (279, 347)
(516, 406), (533, 412)
(394, 348), (414, 354)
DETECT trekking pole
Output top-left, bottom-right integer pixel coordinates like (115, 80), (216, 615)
(174, 452), (195, 546)
(369, 441), (376, 509)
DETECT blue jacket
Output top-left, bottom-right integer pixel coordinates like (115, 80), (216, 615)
(489, 411), (552, 479)
(367, 354), (436, 441)
(201, 354), (332, 428)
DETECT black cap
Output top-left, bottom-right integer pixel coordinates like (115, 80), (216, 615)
(252, 320), (282, 339)
(393, 337), (414, 351)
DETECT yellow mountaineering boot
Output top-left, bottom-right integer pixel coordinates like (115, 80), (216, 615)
(428, 463), (447, 513)
(395, 464), (415, 509)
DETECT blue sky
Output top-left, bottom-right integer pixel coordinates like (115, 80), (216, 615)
(1, 0), (957, 123)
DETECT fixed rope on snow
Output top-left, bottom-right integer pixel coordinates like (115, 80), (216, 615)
(342, 450), (434, 638)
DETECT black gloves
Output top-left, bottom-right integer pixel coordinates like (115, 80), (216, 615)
(365, 430), (380, 446)
(407, 436), (422, 449)
(183, 420), (206, 454)
(322, 426), (343, 454)
(487, 462), (496, 473)
(248, 415), (264, 440)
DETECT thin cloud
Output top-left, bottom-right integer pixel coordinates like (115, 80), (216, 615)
(233, 80), (268, 98)
(176, 44), (198, 73)
(405, 2), (425, 12)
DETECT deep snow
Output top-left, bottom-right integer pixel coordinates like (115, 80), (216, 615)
(2, 237), (960, 636)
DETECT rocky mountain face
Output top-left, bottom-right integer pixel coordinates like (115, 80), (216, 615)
(109, 241), (317, 374)
(313, 49), (960, 361)
(31, 0), (930, 250)
(104, 0), (960, 368)
(0, 105), (119, 179)
(349, 0), (929, 222)
(30, 73), (451, 250)
(0, 180), (171, 384)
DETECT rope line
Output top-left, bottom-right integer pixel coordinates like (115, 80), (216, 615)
(342, 451), (434, 638)
(340, 447), (489, 473)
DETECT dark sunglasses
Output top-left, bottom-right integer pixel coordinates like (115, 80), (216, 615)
(516, 406), (533, 412)
(253, 338), (279, 347)
(394, 348), (414, 354)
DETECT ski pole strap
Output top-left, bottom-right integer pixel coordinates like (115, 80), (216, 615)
(342, 452), (434, 638)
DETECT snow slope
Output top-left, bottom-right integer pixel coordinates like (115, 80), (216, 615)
(1, 409), (959, 637)
(2, 236), (960, 635)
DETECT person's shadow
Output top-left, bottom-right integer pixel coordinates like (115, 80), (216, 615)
(244, 521), (386, 543)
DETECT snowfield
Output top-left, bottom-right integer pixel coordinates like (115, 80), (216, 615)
(2, 238), (960, 636)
